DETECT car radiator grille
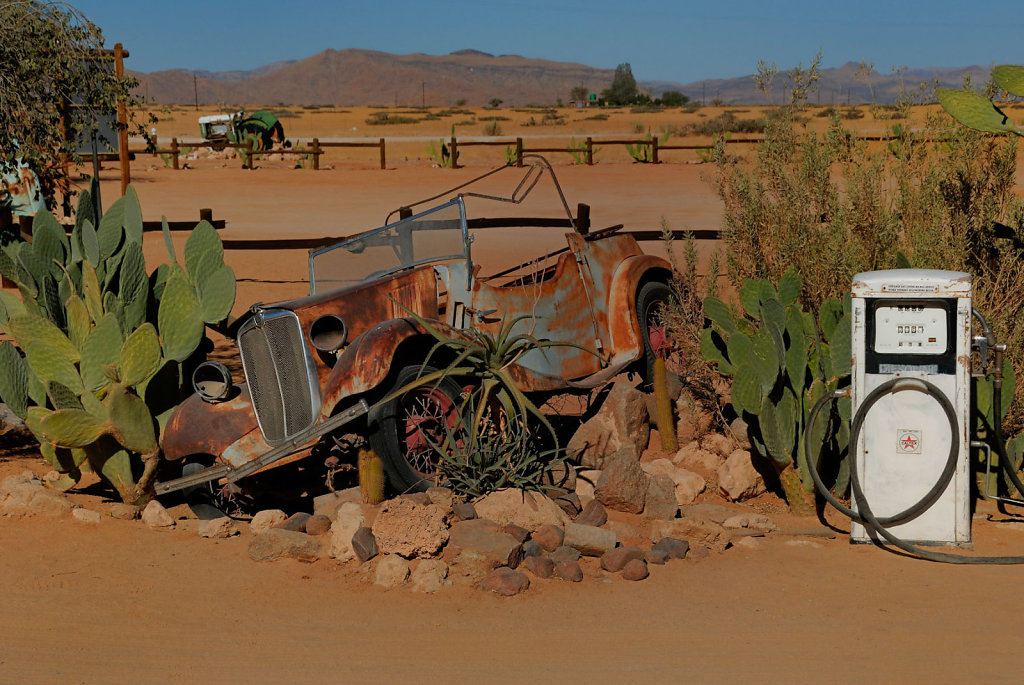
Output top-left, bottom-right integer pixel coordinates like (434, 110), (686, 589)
(238, 310), (319, 443)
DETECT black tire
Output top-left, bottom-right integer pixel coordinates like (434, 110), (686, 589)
(368, 364), (464, 493)
(635, 280), (673, 386)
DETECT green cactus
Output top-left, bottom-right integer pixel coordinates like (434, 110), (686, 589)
(700, 267), (851, 512)
(937, 65), (1024, 136)
(0, 185), (236, 504)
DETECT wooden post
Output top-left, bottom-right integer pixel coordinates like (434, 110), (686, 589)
(379, 137), (386, 169)
(199, 208), (213, 223)
(171, 138), (180, 170)
(312, 138), (320, 171)
(652, 137), (659, 164)
(450, 136), (458, 169)
(576, 203), (590, 235)
(586, 137), (594, 165)
(114, 43), (130, 195)
(245, 139), (253, 169)
(398, 207), (413, 220)
(516, 137), (523, 167)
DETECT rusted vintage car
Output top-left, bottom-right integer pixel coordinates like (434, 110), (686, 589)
(156, 157), (673, 497)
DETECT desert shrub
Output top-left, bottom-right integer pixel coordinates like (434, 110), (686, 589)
(683, 112), (765, 136)
(583, 113), (609, 121)
(841, 107), (864, 120)
(365, 112), (420, 125)
(483, 120), (502, 136)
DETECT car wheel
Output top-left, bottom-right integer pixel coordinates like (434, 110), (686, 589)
(368, 364), (464, 493)
(635, 280), (673, 385)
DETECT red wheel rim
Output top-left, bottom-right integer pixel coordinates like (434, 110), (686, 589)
(398, 386), (459, 476)
(644, 299), (669, 356)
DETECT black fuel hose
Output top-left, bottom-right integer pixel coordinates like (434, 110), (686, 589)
(806, 378), (1024, 564)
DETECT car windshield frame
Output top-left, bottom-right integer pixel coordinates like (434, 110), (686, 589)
(307, 198), (469, 295)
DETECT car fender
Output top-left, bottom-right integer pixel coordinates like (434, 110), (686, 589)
(606, 254), (673, 365)
(162, 384), (259, 461)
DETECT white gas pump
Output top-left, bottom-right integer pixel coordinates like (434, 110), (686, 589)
(848, 269), (972, 544)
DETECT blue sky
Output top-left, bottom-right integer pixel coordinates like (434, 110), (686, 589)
(76, 0), (1024, 84)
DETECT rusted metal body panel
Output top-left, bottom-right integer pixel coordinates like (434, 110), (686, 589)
(162, 385), (258, 461)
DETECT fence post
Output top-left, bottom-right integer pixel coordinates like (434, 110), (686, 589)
(652, 137), (659, 164)
(379, 137), (386, 169)
(245, 138), (253, 169)
(199, 208), (213, 223)
(312, 138), (320, 171)
(450, 136), (458, 169)
(171, 138), (179, 170)
(586, 137), (593, 165)
(516, 137), (523, 167)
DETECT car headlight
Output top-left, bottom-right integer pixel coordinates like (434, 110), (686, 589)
(192, 361), (234, 402)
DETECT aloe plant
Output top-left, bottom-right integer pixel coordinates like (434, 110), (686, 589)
(937, 66), (1024, 135)
(0, 186), (235, 504)
(699, 267), (851, 513)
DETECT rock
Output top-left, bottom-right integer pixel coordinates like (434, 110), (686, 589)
(501, 524), (530, 543)
(523, 556), (554, 579)
(328, 503), (367, 562)
(142, 500), (174, 528)
(673, 470), (707, 506)
(312, 488), (360, 518)
(371, 497), (449, 559)
(425, 486), (454, 510)
(689, 546), (711, 559)
(562, 522), (616, 556)
(644, 549), (670, 565)
(521, 540), (543, 558)
(474, 488), (569, 531)
(0, 403), (32, 441)
(785, 539), (822, 549)
(681, 503), (735, 524)
(352, 527), (379, 562)
(542, 462), (577, 491)
(410, 559), (448, 593)
(595, 454), (648, 514)
(72, 508), (101, 524)
(718, 449), (767, 502)
(374, 555), (411, 587)
(574, 499), (607, 527)
(452, 501), (477, 521)
(28, 490), (72, 517)
(479, 567), (530, 596)
(702, 432), (735, 458)
(652, 537), (690, 560)
(733, 536), (763, 550)
(550, 545), (581, 564)
(554, 560), (584, 582)
(248, 529), (320, 562)
(531, 524), (564, 552)
(574, 469), (601, 504)
(643, 474), (678, 520)
(402, 492), (433, 507)
(447, 519), (522, 574)
(729, 417), (752, 450)
(199, 517), (238, 538)
(304, 514), (332, 536)
(109, 503), (141, 520)
(621, 559), (649, 581)
(567, 381), (650, 469)
(652, 519), (727, 552)
(605, 520), (641, 543)
(250, 509), (288, 535)
(277, 512), (312, 532)
(675, 391), (713, 444)
(551, 491), (581, 517)
(601, 546), (644, 572)
(723, 513), (778, 532)
(674, 443), (722, 477)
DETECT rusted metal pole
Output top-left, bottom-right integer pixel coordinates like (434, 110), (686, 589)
(312, 138), (320, 171)
(114, 43), (130, 195)
(586, 137), (593, 165)
(379, 137), (386, 169)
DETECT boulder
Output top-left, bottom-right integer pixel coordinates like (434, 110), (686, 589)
(643, 474), (678, 520)
(142, 500), (174, 529)
(551, 491), (581, 517)
(702, 432), (736, 458)
(248, 529), (320, 562)
(723, 513), (778, 532)
(327, 503), (366, 562)
(681, 503), (735, 524)
(574, 469), (601, 504)
(574, 499), (607, 528)
(447, 519), (522, 575)
(644, 549), (669, 565)
(718, 450), (767, 502)
(410, 559), (448, 593)
(371, 497), (449, 559)
(199, 517), (238, 538)
(673, 470), (706, 506)
(595, 454), (648, 514)
(562, 522), (616, 556)
(250, 509), (287, 535)
(479, 567), (530, 596)
(521, 540), (543, 558)
(109, 503), (141, 520)
(567, 381), (650, 469)
(621, 559), (649, 581)
(531, 524), (564, 552)
(673, 443), (721, 476)
(542, 462), (577, 491)
(374, 555), (411, 588)
(605, 520), (641, 544)
(600, 546), (644, 572)
(473, 488), (569, 531)
(554, 560), (584, 582)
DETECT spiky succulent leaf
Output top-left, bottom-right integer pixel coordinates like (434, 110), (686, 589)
(829, 313), (852, 377)
(82, 261), (103, 321)
(96, 197), (124, 258)
(0, 290), (26, 328)
(80, 313), (123, 392)
(760, 298), (786, 340)
(161, 216), (177, 265)
(31, 210), (66, 274)
(819, 297), (843, 342)
(778, 267), (802, 306)
(760, 395), (791, 467)
(157, 269), (204, 362)
(46, 381), (83, 410)
(993, 65), (1024, 98)
(703, 296), (736, 336)
(64, 295), (92, 351)
(183, 220), (222, 288)
(9, 312), (80, 362)
(731, 364), (762, 416)
(23, 341), (84, 394)
(0, 249), (28, 290)
(777, 387), (798, 453)
(726, 331), (754, 368)
(119, 323), (162, 387)
(103, 291), (125, 335)
(751, 329), (780, 393)
(80, 219), (100, 266)
(96, 445), (135, 502)
(0, 341), (29, 418)
(74, 188), (94, 233)
(106, 384), (158, 454)
(738, 279), (763, 319)
(785, 330), (807, 391)
(700, 328), (731, 374)
(40, 274), (64, 330)
(17, 241), (48, 288)
(936, 88), (1018, 134)
(118, 241), (147, 305)
(123, 186), (144, 244)
(40, 408), (106, 447)
(197, 264), (235, 323)
(150, 263), (170, 302)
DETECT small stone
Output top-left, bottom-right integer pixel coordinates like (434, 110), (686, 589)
(29, 490), (73, 517)
(199, 517), (238, 538)
(542, 462), (577, 490)
(658, 517), (728, 551)
(643, 474), (679, 520)
(785, 539), (822, 549)
(333, 502), (366, 530)
(250, 509), (287, 535)
(447, 519), (523, 575)
(554, 560), (583, 582)
(601, 546), (644, 572)
(681, 503), (735, 524)
(595, 453), (648, 514)
(410, 559), (448, 593)
(352, 526), (379, 562)
(452, 501), (477, 521)
(375, 554), (411, 587)
(142, 500), (174, 528)
(531, 524), (564, 552)
(723, 513), (778, 532)
(550, 545), (581, 564)
(652, 537), (690, 560)
(729, 417), (752, 450)
(304, 514), (332, 536)
(621, 559), (649, 581)
(575, 469), (601, 504)
(733, 536), (763, 550)
(552, 491), (581, 517)
(72, 508), (101, 524)
(474, 488), (569, 531)
(701, 432), (736, 458)
(277, 512), (312, 532)
(574, 499), (607, 527)
(402, 492), (432, 506)
(521, 540), (543, 558)
(372, 497), (449, 559)
(248, 529), (320, 562)
(644, 549), (669, 565)
(718, 449), (767, 502)
(606, 520), (641, 544)
(689, 546), (711, 559)
(673, 470), (707, 506)
(312, 488), (360, 518)
(479, 567), (530, 596)
(501, 524), (530, 543)
(328, 504), (367, 562)
(425, 486), (454, 510)
(523, 556), (554, 579)
(562, 522), (616, 556)
(673, 443), (721, 476)
(110, 503), (141, 520)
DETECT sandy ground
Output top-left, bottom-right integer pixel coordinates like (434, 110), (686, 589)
(6, 156), (1024, 683)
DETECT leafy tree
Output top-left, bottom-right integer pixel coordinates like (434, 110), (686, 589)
(488, 98), (503, 109)
(602, 63), (638, 106)
(659, 91), (689, 107)
(0, 1), (140, 211)
(570, 85), (589, 103)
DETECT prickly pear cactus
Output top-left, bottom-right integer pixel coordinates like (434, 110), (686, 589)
(937, 65), (1024, 135)
(0, 185), (236, 504)
(700, 267), (851, 512)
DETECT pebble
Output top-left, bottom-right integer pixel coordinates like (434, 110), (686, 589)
(479, 567), (530, 596)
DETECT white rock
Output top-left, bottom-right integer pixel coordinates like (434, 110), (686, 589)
(717, 449), (767, 502)
(574, 469), (601, 504)
(374, 554), (411, 588)
(328, 502), (366, 562)
(785, 539), (822, 549)
(142, 500), (175, 528)
(72, 508), (101, 524)
(673, 470), (707, 506)
(733, 536), (763, 550)
(29, 490), (73, 517)
(250, 509), (287, 535)
(410, 559), (449, 593)
(200, 517), (239, 538)
(473, 488), (568, 531)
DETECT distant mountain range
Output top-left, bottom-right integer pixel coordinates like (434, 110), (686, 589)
(130, 49), (995, 107)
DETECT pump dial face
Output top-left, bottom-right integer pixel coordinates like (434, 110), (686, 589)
(873, 303), (947, 355)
